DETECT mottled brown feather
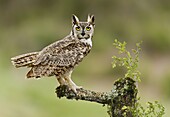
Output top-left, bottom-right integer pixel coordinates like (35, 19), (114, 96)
(27, 35), (91, 78)
(11, 14), (95, 92)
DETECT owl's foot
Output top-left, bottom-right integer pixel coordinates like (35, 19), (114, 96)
(75, 85), (83, 89)
(63, 75), (82, 93)
(69, 84), (82, 93)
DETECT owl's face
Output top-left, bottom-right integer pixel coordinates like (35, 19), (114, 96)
(72, 14), (95, 39)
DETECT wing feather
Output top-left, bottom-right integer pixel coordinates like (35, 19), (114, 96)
(33, 38), (83, 67)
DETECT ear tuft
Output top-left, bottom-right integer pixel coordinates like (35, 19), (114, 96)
(87, 14), (95, 25)
(72, 14), (79, 25)
(87, 14), (91, 22)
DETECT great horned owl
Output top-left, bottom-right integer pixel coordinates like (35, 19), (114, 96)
(11, 14), (95, 93)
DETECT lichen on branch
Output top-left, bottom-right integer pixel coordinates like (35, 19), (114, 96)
(56, 77), (137, 117)
(56, 85), (110, 105)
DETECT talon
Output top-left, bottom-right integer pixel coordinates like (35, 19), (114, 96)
(69, 85), (82, 93)
(72, 87), (77, 94)
(75, 85), (82, 89)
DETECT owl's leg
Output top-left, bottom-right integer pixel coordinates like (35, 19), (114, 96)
(56, 76), (67, 86)
(64, 71), (82, 93)
(67, 77), (82, 90)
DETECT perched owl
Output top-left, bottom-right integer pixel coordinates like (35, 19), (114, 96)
(11, 14), (95, 93)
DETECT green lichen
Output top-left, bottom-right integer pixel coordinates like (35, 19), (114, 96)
(107, 77), (137, 117)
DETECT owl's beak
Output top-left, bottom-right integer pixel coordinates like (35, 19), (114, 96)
(81, 31), (85, 36)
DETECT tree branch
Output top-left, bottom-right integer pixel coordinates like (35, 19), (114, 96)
(55, 77), (137, 117)
(56, 85), (110, 105)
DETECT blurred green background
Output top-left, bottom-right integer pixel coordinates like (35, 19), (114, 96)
(1, 0), (170, 117)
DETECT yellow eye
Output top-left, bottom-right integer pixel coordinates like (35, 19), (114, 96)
(86, 27), (91, 31)
(76, 26), (80, 31)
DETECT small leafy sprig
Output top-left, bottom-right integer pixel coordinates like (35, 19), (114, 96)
(131, 100), (165, 117)
(111, 39), (165, 116)
(112, 39), (142, 82)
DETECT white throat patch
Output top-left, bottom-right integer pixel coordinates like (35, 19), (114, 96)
(80, 38), (92, 47)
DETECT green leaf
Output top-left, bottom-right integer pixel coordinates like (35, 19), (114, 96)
(112, 39), (141, 82)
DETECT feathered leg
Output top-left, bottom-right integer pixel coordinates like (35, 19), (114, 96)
(63, 71), (82, 93)
(56, 76), (67, 86)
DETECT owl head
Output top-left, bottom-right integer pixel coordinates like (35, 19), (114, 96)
(71, 14), (95, 39)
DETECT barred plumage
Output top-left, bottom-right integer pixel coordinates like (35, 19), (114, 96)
(11, 14), (95, 93)
(11, 52), (38, 68)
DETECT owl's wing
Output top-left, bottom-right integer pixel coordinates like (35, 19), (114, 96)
(33, 41), (82, 67)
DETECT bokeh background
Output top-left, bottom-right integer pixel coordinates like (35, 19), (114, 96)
(0, 0), (170, 117)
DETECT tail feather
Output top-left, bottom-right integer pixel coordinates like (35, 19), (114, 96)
(26, 68), (35, 78)
(11, 52), (39, 68)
